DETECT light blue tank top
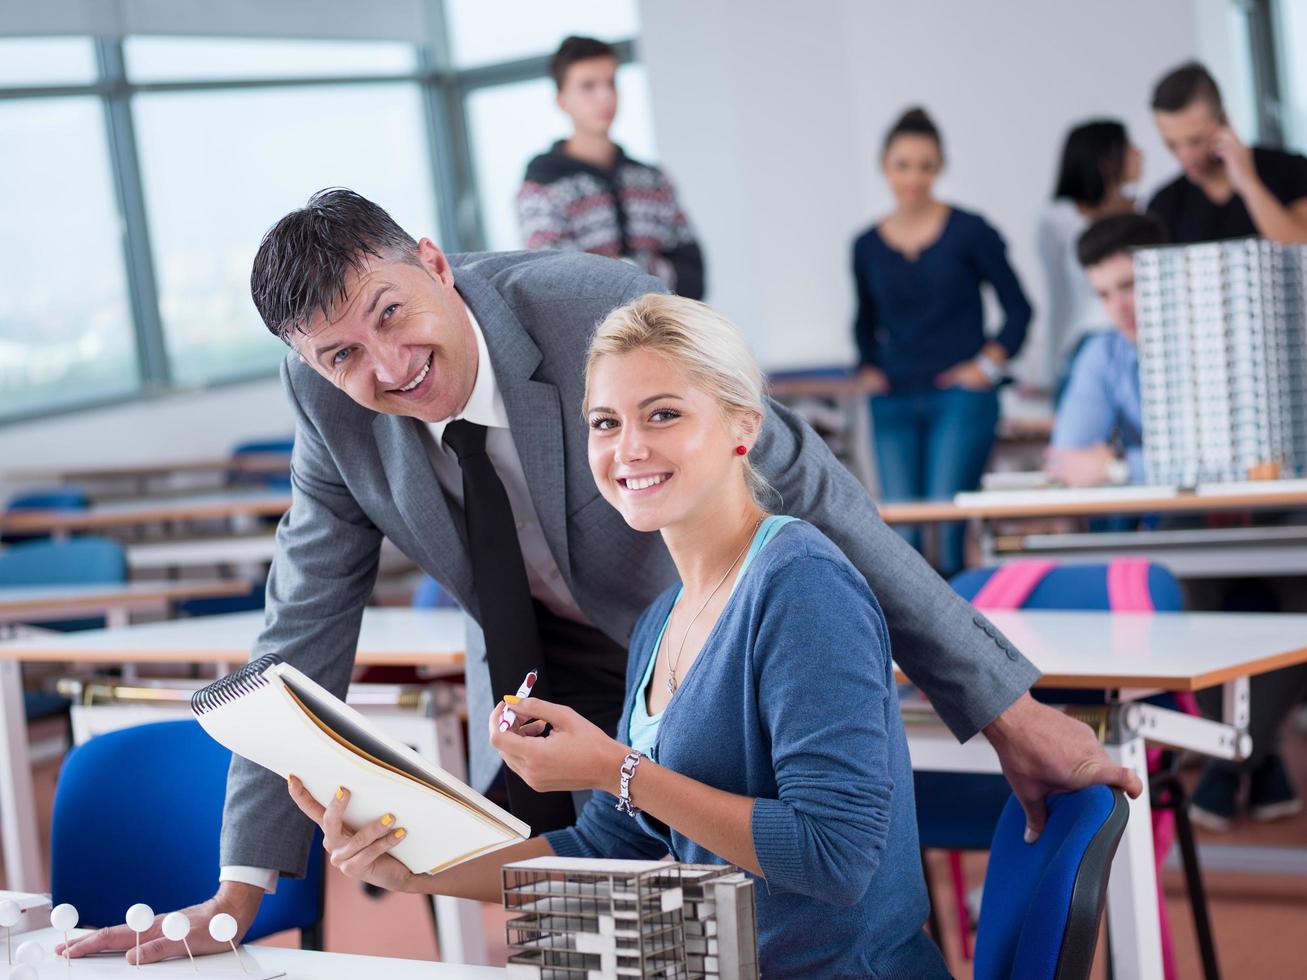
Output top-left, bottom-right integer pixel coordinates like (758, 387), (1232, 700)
(628, 515), (797, 757)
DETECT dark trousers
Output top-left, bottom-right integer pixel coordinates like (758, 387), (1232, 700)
(870, 386), (999, 576)
(486, 602), (630, 828)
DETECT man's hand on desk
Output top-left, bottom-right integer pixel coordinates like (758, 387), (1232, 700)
(1044, 443), (1117, 487)
(985, 693), (1144, 842)
(57, 880), (262, 965)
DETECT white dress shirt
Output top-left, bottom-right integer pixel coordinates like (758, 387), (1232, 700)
(220, 302), (586, 894)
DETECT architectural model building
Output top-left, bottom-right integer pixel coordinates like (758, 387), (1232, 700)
(1135, 239), (1307, 485)
(501, 857), (759, 980)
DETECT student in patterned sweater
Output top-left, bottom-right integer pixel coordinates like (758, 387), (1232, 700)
(517, 36), (705, 299)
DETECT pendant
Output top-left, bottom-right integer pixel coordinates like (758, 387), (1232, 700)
(666, 675), (677, 696)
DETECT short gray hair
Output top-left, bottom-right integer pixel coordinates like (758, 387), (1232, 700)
(250, 187), (420, 343)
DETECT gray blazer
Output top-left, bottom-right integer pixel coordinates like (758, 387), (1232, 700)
(219, 250), (1038, 876)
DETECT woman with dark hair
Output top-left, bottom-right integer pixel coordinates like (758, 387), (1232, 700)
(853, 107), (1031, 576)
(1037, 120), (1142, 389)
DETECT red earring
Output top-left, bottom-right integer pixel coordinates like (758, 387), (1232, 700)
(735, 445), (748, 456)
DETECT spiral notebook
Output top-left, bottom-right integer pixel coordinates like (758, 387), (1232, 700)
(192, 655), (529, 874)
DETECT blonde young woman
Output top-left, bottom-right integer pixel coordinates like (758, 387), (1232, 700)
(287, 294), (948, 977)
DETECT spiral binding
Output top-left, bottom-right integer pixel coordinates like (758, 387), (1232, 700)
(191, 654), (283, 715)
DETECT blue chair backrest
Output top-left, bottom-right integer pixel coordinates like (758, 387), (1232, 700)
(230, 438), (294, 491)
(51, 720), (322, 940)
(6, 488), (90, 512)
(951, 563), (1183, 612)
(412, 574), (459, 610)
(975, 786), (1128, 980)
(0, 537), (126, 586)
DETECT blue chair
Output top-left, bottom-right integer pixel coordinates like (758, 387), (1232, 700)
(918, 562), (1205, 967)
(974, 786), (1128, 980)
(3, 488), (90, 543)
(0, 537), (125, 588)
(0, 537), (127, 718)
(51, 720), (324, 945)
(229, 438), (294, 491)
(413, 574), (459, 610)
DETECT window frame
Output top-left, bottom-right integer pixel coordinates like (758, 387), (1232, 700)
(0, 24), (637, 426)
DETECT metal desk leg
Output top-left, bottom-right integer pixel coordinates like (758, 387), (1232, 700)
(1222, 676), (1250, 730)
(427, 685), (489, 966)
(0, 657), (44, 892)
(1104, 734), (1164, 979)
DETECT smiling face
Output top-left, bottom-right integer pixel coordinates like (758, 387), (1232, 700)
(290, 238), (478, 422)
(557, 55), (619, 137)
(882, 134), (942, 208)
(585, 348), (755, 534)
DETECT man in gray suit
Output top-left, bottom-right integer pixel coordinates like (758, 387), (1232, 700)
(68, 189), (1140, 964)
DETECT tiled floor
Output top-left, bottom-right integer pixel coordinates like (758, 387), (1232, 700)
(5, 716), (1305, 975)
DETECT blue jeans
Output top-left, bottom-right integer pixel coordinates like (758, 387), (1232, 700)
(870, 386), (999, 576)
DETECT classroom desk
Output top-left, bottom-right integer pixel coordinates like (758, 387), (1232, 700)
(0, 491), (292, 538)
(901, 609), (1307, 980)
(12, 927), (506, 978)
(5, 609), (1306, 978)
(6, 455), (292, 484)
(125, 534), (281, 573)
(878, 479), (1307, 524)
(0, 580), (254, 628)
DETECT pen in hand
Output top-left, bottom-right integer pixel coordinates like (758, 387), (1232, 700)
(499, 669), (538, 732)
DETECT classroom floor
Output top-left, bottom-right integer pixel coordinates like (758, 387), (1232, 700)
(4, 716), (1305, 976)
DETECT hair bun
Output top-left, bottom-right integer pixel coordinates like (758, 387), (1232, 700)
(883, 106), (943, 156)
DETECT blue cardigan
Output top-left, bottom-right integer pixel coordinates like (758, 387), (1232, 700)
(545, 520), (948, 978)
(853, 206), (1032, 391)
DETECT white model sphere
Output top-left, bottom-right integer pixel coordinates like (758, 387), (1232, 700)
(14, 939), (43, 964)
(161, 910), (191, 942)
(125, 902), (155, 932)
(0, 898), (20, 927)
(208, 912), (238, 943)
(10, 964), (38, 980)
(50, 902), (79, 932)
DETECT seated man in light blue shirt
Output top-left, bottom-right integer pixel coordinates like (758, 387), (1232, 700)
(1046, 213), (1168, 486)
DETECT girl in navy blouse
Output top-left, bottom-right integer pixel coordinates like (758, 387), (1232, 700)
(854, 107), (1032, 574)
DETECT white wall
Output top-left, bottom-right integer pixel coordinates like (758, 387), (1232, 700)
(639, 0), (1247, 381)
(0, 0), (1254, 492)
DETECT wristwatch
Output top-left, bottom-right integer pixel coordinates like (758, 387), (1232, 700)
(615, 750), (642, 816)
(974, 351), (1004, 385)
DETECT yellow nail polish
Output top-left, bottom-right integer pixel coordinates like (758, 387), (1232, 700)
(503, 695), (521, 705)
(381, 813), (395, 827)
(394, 828), (407, 840)
(335, 786), (345, 800)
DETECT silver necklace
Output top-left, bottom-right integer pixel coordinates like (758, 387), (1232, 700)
(663, 516), (765, 696)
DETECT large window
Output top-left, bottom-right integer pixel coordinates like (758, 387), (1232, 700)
(134, 82), (436, 386)
(0, 97), (137, 419)
(0, 0), (645, 423)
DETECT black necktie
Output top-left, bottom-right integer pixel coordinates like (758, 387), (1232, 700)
(442, 419), (576, 832)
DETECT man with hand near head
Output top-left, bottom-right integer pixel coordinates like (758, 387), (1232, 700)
(516, 35), (705, 299)
(1045, 213), (1167, 487)
(1149, 61), (1307, 244)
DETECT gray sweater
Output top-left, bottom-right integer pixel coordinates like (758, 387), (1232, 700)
(547, 520), (949, 978)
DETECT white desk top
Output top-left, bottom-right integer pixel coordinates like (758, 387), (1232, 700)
(1, 491), (292, 534)
(881, 478), (1307, 523)
(0, 607), (467, 667)
(0, 580), (252, 621)
(4, 606), (1302, 691)
(15, 928), (505, 978)
(975, 610), (1307, 691)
